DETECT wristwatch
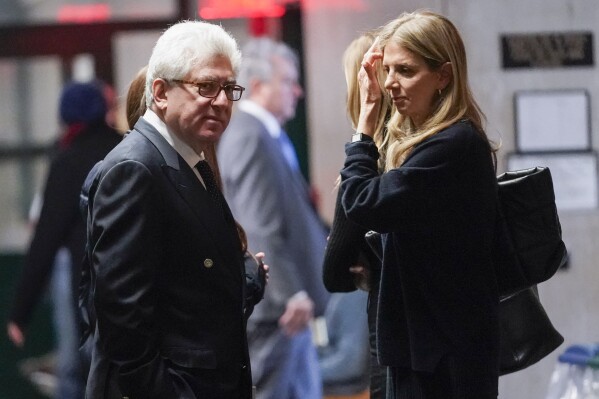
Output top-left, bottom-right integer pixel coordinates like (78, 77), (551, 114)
(351, 132), (372, 143)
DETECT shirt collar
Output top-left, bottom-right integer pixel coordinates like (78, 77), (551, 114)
(237, 100), (281, 139)
(142, 109), (204, 168)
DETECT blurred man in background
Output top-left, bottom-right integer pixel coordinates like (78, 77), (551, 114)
(218, 37), (330, 399)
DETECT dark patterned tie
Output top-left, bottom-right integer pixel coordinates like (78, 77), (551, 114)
(195, 160), (222, 204)
(196, 160), (235, 226)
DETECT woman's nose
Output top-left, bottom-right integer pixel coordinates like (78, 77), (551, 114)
(384, 73), (397, 90)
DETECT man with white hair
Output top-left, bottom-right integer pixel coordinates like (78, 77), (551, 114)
(82, 21), (265, 398)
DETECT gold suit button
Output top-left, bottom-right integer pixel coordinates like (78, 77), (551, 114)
(203, 258), (214, 268)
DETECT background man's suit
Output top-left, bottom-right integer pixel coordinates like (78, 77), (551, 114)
(84, 117), (255, 398)
(218, 107), (330, 399)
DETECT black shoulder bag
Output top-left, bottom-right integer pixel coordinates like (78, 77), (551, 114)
(493, 166), (567, 374)
(494, 166), (568, 294)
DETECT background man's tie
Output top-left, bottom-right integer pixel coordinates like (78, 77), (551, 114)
(277, 129), (300, 172)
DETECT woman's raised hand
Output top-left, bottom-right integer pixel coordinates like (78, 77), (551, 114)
(357, 37), (384, 136)
(358, 37), (383, 105)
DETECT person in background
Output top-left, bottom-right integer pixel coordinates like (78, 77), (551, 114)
(81, 21), (267, 398)
(317, 290), (370, 399)
(341, 11), (500, 399)
(322, 32), (391, 399)
(6, 80), (122, 399)
(217, 37), (330, 399)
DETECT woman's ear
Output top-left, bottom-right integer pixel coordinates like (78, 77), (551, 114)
(438, 62), (453, 90)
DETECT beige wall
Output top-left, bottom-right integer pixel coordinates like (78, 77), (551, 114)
(304, 1), (599, 398)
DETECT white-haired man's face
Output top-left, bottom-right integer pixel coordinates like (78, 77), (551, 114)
(155, 55), (237, 154)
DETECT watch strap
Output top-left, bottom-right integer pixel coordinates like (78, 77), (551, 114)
(351, 133), (373, 143)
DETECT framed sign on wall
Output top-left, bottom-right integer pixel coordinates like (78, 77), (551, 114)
(514, 89), (591, 152)
(507, 152), (598, 211)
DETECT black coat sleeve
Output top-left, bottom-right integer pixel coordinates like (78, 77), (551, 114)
(322, 186), (369, 292)
(9, 153), (81, 327)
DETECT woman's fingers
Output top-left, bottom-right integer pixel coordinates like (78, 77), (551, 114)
(358, 36), (384, 105)
(361, 36), (383, 68)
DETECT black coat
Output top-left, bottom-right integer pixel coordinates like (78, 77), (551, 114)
(84, 117), (254, 399)
(9, 122), (121, 329)
(340, 121), (499, 376)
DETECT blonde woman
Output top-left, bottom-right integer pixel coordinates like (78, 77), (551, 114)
(340, 11), (499, 398)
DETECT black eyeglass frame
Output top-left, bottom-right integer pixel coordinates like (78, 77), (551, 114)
(170, 79), (245, 101)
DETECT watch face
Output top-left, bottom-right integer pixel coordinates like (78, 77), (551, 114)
(352, 133), (363, 143)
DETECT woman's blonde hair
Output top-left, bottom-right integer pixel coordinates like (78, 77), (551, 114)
(378, 10), (493, 170)
(343, 32), (391, 169)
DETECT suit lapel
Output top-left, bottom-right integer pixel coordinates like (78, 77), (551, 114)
(133, 119), (241, 260)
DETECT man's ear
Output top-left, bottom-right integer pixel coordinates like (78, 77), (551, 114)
(248, 77), (267, 99)
(438, 62), (453, 90)
(152, 78), (169, 110)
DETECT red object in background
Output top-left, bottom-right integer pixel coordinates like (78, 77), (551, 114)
(198, 0), (367, 20)
(300, 0), (367, 10)
(58, 4), (110, 23)
(249, 17), (268, 36)
(199, 0), (286, 20)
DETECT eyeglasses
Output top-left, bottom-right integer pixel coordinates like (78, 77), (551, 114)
(171, 79), (245, 101)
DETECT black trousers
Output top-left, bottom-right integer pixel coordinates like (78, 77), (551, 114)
(368, 267), (386, 399)
(387, 355), (498, 399)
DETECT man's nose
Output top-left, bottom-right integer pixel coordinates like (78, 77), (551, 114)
(212, 88), (230, 105)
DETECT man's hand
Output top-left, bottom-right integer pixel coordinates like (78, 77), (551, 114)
(350, 265), (371, 292)
(7, 321), (25, 347)
(279, 291), (314, 337)
(254, 252), (270, 287)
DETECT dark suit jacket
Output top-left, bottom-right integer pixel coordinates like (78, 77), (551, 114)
(9, 122), (121, 329)
(341, 121), (500, 380)
(85, 117), (253, 399)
